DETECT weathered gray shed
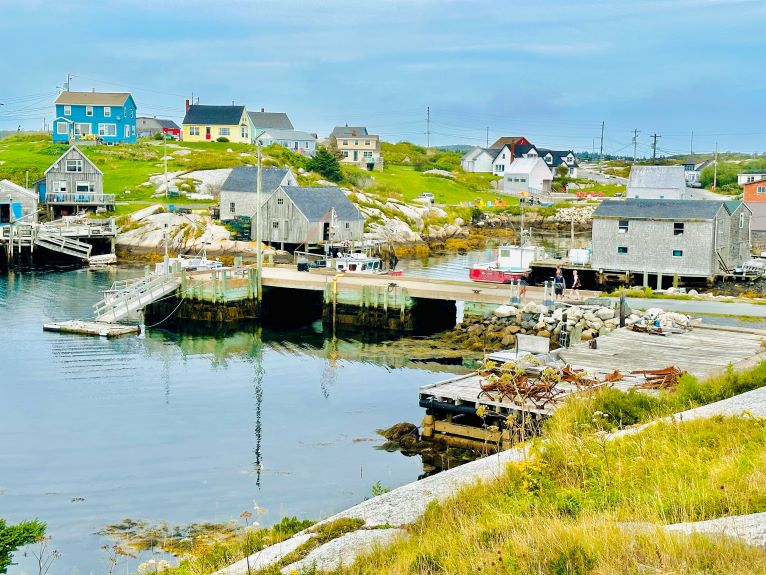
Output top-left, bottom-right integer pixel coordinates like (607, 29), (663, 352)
(626, 166), (687, 199)
(0, 179), (38, 223)
(591, 199), (751, 279)
(256, 185), (364, 247)
(219, 167), (297, 220)
(44, 146), (111, 217)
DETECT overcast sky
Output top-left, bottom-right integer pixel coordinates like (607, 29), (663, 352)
(0, 0), (763, 155)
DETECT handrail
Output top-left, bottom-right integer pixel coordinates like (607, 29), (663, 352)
(45, 193), (116, 204)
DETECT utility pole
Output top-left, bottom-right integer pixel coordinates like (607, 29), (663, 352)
(256, 136), (263, 301)
(426, 106), (431, 149)
(651, 133), (661, 161)
(632, 129), (640, 164)
(163, 131), (169, 198)
(64, 73), (72, 92)
(486, 127), (489, 148)
(713, 141), (719, 189)
(690, 130), (694, 156)
(599, 121), (605, 167)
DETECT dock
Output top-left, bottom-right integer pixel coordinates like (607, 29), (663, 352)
(43, 320), (140, 337)
(1, 219), (118, 264)
(419, 324), (766, 451)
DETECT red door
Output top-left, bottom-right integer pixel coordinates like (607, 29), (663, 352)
(205, 127), (211, 140)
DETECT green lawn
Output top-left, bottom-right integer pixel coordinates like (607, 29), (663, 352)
(355, 164), (503, 205)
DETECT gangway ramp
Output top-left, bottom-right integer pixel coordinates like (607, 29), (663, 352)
(93, 273), (181, 323)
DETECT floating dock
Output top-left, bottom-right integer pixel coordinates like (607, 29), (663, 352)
(43, 321), (140, 338)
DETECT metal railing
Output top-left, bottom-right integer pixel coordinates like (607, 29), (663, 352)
(94, 273), (182, 323)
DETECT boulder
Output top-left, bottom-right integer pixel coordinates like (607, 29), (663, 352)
(583, 312), (597, 322)
(580, 330), (594, 341)
(688, 289), (699, 296)
(493, 305), (517, 318)
(596, 308), (615, 320)
(538, 330), (551, 338)
(501, 334), (516, 347)
(378, 422), (419, 442)
(507, 325), (521, 334)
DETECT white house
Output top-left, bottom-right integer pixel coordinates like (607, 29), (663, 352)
(255, 129), (317, 156)
(497, 157), (553, 194)
(460, 147), (497, 173)
(538, 149), (578, 177)
(738, 172), (766, 186)
(626, 166), (688, 199)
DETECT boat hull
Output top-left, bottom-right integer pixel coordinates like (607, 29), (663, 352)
(469, 267), (524, 284)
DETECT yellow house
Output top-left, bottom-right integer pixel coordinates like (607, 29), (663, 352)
(181, 104), (252, 143)
(329, 125), (383, 171)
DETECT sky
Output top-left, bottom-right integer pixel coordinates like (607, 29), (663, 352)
(0, 0), (764, 155)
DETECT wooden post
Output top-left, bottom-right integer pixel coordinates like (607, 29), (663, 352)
(643, 271), (648, 288)
(656, 272), (663, 291)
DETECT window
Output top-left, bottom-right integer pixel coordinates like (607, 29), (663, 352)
(56, 121), (69, 135)
(343, 150), (349, 158)
(132, 126), (135, 136)
(66, 159), (83, 172)
(740, 212), (745, 228)
(363, 151), (372, 158)
(85, 106), (93, 117)
(104, 106), (111, 118)
(55, 181), (67, 192)
(124, 125), (130, 138)
(342, 140), (348, 145)
(520, 177), (527, 183)
(272, 221), (279, 229)
(501, 153), (506, 159)
(365, 140), (370, 146)
(63, 105), (71, 116)
(129, 109), (133, 118)
(218, 127), (231, 136)
(277, 197), (284, 205)
(672, 250), (683, 257)
(76, 182), (95, 193)
(241, 125), (248, 139)
(354, 140), (359, 146)
(98, 123), (116, 137)
(345, 222), (350, 229)
(229, 202), (236, 213)
(618, 219), (629, 233)
(74, 123), (91, 136)
(189, 126), (200, 136)
(757, 186), (766, 194)
(495, 164), (504, 172)
(617, 246), (628, 254)
(674, 222), (684, 235)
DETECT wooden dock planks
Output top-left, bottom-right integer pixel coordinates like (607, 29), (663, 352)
(43, 321), (140, 338)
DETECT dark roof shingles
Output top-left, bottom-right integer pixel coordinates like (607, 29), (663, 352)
(183, 105), (245, 125)
(593, 199), (728, 220)
(248, 111), (293, 130)
(281, 186), (363, 222)
(222, 167), (289, 194)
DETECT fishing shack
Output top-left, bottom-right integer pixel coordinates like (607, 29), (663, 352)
(0, 179), (38, 225)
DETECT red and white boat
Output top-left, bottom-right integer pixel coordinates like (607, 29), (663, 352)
(469, 244), (543, 283)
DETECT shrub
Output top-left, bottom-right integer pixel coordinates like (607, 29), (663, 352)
(216, 137), (230, 143)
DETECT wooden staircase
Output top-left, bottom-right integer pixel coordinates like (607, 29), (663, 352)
(93, 273), (182, 323)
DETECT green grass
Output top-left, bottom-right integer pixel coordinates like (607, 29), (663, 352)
(350, 165), (501, 205)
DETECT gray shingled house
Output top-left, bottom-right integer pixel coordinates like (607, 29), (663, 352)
(256, 185), (364, 248)
(626, 166), (688, 199)
(43, 146), (113, 217)
(592, 199), (751, 283)
(219, 167), (297, 220)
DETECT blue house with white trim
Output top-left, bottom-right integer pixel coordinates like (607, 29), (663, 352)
(52, 91), (138, 144)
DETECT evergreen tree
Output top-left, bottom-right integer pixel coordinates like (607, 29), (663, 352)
(307, 147), (343, 182)
(0, 519), (46, 574)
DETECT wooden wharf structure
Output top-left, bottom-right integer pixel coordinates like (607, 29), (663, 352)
(1, 219), (118, 265)
(419, 324), (766, 452)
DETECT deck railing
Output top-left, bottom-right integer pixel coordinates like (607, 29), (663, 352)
(46, 193), (116, 205)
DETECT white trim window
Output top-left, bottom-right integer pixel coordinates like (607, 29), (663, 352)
(757, 185), (766, 194)
(74, 123), (91, 136)
(55, 181), (67, 192)
(218, 127), (231, 136)
(124, 125), (130, 139)
(63, 105), (72, 116)
(76, 182), (95, 193)
(56, 121), (69, 135)
(189, 126), (200, 136)
(241, 125), (248, 139)
(86, 106), (94, 117)
(98, 123), (117, 137)
(66, 159), (83, 172)
(229, 202), (236, 213)
(104, 106), (111, 118)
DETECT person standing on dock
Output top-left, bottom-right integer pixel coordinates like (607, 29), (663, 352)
(569, 269), (581, 300)
(554, 267), (566, 300)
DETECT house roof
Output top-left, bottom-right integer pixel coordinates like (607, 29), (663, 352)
(0, 179), (37, 202)
(538, 148), (578, 167)
(155, 118), (180, 130)
(248, 111), (293, 130)
(182, 105), (246, 126)
(739, 170), (766, 176)
(257, 129), (316, 141)
(331, 126), (369, 138)
(593, 199), (725, 220)
(44, 145), (103, 176)
(54, 91), (132, 106)
(743, 179), (766, 188)
(506, 157), (552, 176)
(489, 136), (529, 150)
(221, 167), (290, 194)
(627, 165), (687, 190)
(280, 186), (364, 222)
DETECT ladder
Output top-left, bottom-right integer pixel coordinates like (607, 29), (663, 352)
(93, 273), (182, 323)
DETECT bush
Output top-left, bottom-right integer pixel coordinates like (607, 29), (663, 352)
(216, 136), (230, 143)
(306, 147), (342, 182)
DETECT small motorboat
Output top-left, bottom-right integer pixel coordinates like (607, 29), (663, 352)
(469, 244), (542, 283)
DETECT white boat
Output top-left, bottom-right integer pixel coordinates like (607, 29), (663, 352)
(154, 247), (223, 275)
(469, 244), (546, 283)
(332, 252), (383, 273)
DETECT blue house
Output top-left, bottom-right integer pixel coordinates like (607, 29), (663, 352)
(52, 91), (138, 144)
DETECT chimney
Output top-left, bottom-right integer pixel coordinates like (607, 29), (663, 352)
(261, 107), (265, 113)
(185, 99), (190, 111)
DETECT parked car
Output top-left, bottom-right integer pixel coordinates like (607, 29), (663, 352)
(417, 192), (435, 204)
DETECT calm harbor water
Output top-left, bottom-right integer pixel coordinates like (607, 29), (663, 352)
(0, 267), (459, 575)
